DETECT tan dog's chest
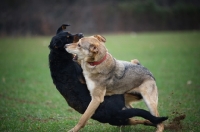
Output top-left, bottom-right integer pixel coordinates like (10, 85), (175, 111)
(82, 69), (96, 94)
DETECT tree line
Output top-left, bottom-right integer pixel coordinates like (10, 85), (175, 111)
(0, 0), (200, 36)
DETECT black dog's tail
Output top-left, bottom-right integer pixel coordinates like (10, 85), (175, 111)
(117, 108), (168, 124)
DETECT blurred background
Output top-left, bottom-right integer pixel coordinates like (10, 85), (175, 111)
(0, 1), (200, 131)
(0, 0), (200, 36)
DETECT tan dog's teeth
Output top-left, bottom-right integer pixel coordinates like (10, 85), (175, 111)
(73, 54), (78, 61)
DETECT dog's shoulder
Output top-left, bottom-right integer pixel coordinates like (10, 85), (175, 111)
(114, 60), (127, 79)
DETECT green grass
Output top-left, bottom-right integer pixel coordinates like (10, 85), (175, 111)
(0, 31), (200, 132)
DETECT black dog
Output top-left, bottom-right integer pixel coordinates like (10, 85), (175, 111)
(48, 24), (168, 129)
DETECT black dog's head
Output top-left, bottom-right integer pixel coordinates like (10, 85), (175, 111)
(49, 24), (86, 85)
(49, 24), (83, 53)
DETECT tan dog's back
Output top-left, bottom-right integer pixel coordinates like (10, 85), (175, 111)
(90, 58), (155, 95)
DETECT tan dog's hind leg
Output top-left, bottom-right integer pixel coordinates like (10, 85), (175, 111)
(69, 88), (106, 132)
(127, 80), (164, 132)
(139, 80), (164, 132)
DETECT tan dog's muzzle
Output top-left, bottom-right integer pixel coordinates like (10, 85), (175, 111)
(64, 44), (71, 48)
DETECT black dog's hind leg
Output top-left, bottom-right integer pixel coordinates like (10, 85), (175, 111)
(116, 108), (168, 125)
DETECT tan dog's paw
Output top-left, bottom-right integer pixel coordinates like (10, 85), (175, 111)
(156, 123), (164, 132)
(68, 128), (75, 132)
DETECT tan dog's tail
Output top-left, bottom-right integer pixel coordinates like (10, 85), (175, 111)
(131, 59), (140, 65)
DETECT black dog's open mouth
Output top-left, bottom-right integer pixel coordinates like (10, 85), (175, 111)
(73, 54), (78, 61)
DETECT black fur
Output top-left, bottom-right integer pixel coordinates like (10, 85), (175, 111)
(48, 24), (168, 126)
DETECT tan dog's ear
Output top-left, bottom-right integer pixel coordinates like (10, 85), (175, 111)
(94, 35), (106, 42)
(90, 44), (98, 53)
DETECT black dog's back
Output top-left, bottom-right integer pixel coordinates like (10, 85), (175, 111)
(48, 24), (168, 127)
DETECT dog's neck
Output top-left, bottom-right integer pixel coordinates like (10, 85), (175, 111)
(88, 53), (107, 66)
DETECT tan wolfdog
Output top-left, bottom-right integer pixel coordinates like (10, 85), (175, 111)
(65, 35), (164, 132)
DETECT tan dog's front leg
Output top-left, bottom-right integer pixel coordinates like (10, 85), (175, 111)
(69, 88), (106, 132)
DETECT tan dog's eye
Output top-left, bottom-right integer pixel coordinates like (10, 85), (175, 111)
(78, 44), (81, 47)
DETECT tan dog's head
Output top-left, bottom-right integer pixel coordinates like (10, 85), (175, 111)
(65, 35), (107, 62)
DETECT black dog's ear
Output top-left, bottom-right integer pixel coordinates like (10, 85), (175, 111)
(56, 24), (70, 34)
(73, 33), (84, 43)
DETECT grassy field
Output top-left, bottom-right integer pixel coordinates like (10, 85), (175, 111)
(0, 31), (200, 132)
